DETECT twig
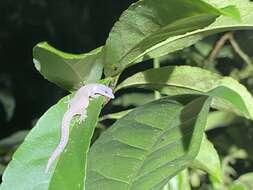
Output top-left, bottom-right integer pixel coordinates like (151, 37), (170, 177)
(228, 35), (253, 79)
(204, 32), (233, 68)
(204, 32), (253, 79)
(229, 35), (252, 67)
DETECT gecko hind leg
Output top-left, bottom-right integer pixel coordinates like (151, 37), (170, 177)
(78, 110), (87, 125)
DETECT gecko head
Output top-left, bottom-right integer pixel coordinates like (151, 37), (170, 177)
(93, 84), (115, 99)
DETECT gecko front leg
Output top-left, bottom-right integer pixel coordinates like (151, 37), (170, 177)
(64, 96), (72, 109)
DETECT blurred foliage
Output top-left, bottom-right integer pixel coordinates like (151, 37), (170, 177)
(0, 0), (253, 189)
(159, 32), (253, 189)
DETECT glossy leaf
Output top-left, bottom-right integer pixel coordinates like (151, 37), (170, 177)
(33, 42), (103, 91)
(86, 96), (211, 190)
(191, 136), (222, 182)
(116, 66), (253, 119)
(0, 95), (104, 190)
(104, 0), (240, 76)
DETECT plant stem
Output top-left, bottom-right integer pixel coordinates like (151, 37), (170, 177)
(153, 58), (161, 100)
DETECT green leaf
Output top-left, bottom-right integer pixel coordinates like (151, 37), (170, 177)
(116, 66), (253, 120)
(112, 93), (155, 107)
(191, 136), (222, 182)
(86, 95), (212, 190)
(0, 96), (104, 190)
(229, 183), (248, 190)
(33, 42), (103, 91)
(104, 0), (240, 76)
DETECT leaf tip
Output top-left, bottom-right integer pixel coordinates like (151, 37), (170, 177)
(221, 5), (241, 21)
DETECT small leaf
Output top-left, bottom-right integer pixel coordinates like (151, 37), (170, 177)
(0, 95), (104, 190)
(33, 42), (103, 91)
(104, 0), (241, 76)
(86, 95), (211, 190)
(116, 66), (253, 120)
(191, 136), (222, 182)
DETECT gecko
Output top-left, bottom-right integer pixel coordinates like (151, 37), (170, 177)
(45, 83), (115, 173)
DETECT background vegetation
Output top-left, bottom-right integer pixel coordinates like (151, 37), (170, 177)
(1, 0), (253, 189)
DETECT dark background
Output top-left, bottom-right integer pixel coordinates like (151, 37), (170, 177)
(0, 0), (136, 138)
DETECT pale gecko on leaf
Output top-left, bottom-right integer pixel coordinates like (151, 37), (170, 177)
(45, 83), (114, 173)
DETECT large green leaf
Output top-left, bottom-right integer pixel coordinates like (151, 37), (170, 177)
(191, 136), (222, 182)
(104, 0), (241, 76)
(116, 66), (253, 120)
(86, 95), (211, 190)
(33, 42), (103, 91)
(0, 96), (104, 190)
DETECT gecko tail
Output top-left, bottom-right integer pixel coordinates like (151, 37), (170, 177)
(45, 138), (67, 173)
(45, 155), (55, 173)
(45, 112), (72, 173)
